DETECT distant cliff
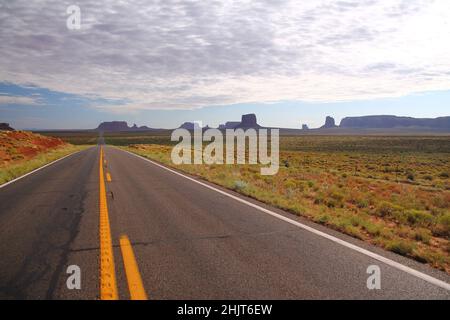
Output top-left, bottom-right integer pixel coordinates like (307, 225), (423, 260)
(218, 122), (240, 130)
(96, 121), (152, 131)
(218, 114), (261, 130)
(236, 113), (261, 129)
(339, 115), (450, 129)
(320, 116), (336, 129)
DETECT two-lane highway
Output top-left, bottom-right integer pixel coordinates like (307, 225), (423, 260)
(0, 145), (449, 299)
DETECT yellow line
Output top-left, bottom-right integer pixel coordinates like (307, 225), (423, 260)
(99, 147), (118, 300)
(106, 172), (112, 182)
(119, 235), (148, 300)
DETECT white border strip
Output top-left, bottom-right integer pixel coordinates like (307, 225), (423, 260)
(121, 148), (450, 291)
(0, 148), (86, 189)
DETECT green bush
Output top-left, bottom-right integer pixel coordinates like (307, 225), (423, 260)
(329, 189), (344, 202)
(357, 198), (369, 209)
(318, 214), (329, 224)
(439, 172), (449, 178)
(376, 201), (401, 217)
(387, 240), (414, 256)
(432, 213), (450, 237)
(362, 222), (382, 236)
(406, 210), (434, 226)
(414, 229), (432, 244)
(232, 180), (247, 192)
(326, 199), (337, 208)
(314, 192), (324, 205)
(432, 195), (449, 209)
(438, 213), (450, 228)
(284, 178), (297, 190)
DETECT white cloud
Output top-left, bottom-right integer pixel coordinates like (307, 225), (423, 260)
(0, 95), (40, 105)
(0, 0), (449, 111)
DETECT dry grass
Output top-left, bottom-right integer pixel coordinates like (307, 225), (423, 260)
(120, 136), (450, 273)
(0, 130), (90, 185)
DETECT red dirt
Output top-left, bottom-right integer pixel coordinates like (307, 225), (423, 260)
(0, 131), (67, 166)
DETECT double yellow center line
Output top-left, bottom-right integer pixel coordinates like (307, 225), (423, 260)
(99, 147), (118, 299)
(99, 146), (147, 300)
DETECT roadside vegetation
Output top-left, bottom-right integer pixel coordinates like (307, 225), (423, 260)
(118, 135), (450, 273)
(0, 131), (91, 185)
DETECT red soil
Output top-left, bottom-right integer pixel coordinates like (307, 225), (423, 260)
(0, 131), (67, 165)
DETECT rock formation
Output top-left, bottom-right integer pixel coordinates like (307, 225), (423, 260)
(237, 114), (259, 128)
(96, 121), (152, 131)
(320, 116), (336, 129)
(339, 115), (450, 129)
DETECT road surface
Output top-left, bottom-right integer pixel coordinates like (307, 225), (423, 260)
(0, 145), (449, 299)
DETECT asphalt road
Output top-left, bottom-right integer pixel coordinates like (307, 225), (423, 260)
(0, 145), (449, 299)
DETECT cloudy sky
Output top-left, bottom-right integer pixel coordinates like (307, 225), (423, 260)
(1, 0), (450, 129)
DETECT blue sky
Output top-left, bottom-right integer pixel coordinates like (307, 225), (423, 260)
(1, 1), (450, 129)
(1, 82), (449, 129)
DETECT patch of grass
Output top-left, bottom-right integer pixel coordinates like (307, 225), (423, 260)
(386, 240), (415, 256)
(432, 213), (450, 238)
(414, 228), (432, 244)
(317, 214), (330, 224)
(405, 209), (434, 226)
(361, 220), (383, 237)
(376, 201), (403, 218)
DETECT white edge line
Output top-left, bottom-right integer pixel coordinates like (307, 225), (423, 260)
(0, 147), (90, 189)
(121, 148), (450, 291)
